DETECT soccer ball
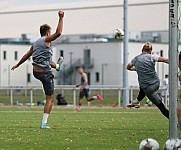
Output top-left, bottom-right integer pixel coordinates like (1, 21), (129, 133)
(139, 138), (160, 150)
(164, 138), (181, 150)
(114, 28), (124, 40)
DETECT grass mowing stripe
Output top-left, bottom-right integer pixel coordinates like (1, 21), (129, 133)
(0, 110), (160, 114)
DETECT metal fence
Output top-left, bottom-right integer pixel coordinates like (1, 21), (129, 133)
(0, 85), (167, 108)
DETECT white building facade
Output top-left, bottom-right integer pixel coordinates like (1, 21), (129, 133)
(55, 42), (122, 86)
(0, 41), (171, 87)
(55, 41), (169, 87)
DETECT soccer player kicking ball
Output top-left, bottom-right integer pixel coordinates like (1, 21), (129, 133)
(74, 67), (104, 112)
(11, 11), (64, 128)
(127, 42), (169, 119)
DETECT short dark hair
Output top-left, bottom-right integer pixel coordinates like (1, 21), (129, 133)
(40, 24), (51, 37)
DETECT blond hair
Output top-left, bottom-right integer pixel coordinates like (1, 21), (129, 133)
(143, 42), (152, 51)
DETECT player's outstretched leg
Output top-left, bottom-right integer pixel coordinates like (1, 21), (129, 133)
(157, 102), (169, 119)
(143, 83), (169, 119)
(87, 95), (104, 102)
(56, 56), (64, 71)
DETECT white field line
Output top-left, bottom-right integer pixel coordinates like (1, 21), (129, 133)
(0, 110), (156, 114)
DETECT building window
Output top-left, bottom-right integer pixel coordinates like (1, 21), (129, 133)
(60, 50), (64, 57)
(95, 72), (100, 82)
(84, 49), (91, 65)
(3, 51), (6, 60)
(27, 73), (31, 83)
(14, 51), (18, 60)
(87, 72), (91, 85)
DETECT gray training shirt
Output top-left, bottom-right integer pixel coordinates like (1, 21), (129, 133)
(129, 52), (160, 88)
(32, 37), (53, 71)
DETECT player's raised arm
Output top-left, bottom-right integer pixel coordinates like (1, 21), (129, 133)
(11, 46), (33, 70)
(158, 57), (169, 64)
(45, 11), (64, 42)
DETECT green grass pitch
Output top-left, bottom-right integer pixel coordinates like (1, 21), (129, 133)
(0, 107), (168, 150)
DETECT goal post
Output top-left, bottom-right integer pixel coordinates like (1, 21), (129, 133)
(169, 0), (178, 139)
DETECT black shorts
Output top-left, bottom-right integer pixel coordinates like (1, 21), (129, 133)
(79, 89), (90, 99)
(33, 71), (54, 96)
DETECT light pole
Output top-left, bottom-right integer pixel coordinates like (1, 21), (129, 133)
(8, 65), (10, 86)
(101, 63), (107, 86)
(160, 50), (164, 82)
(69, 52), (73, 85)
(0, 48), (1, 87)
(156, 52), (160, 78)
(101, 63), (107, 97)
(123, 0), (129, 108)
(63, 64), (66, 85)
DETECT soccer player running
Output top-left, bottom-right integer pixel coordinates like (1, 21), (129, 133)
(11, 11), (64, 128)
(127, 42), (169, 119)
(74, 67), (103, 112)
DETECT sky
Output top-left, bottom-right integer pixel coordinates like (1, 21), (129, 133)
(0, 0), (170, 38)
(0, 0), (98, 8)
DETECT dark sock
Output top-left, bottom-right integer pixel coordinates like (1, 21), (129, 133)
(157, 102), (169, 119)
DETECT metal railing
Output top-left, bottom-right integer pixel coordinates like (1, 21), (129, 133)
(0, 85), (169, 108)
